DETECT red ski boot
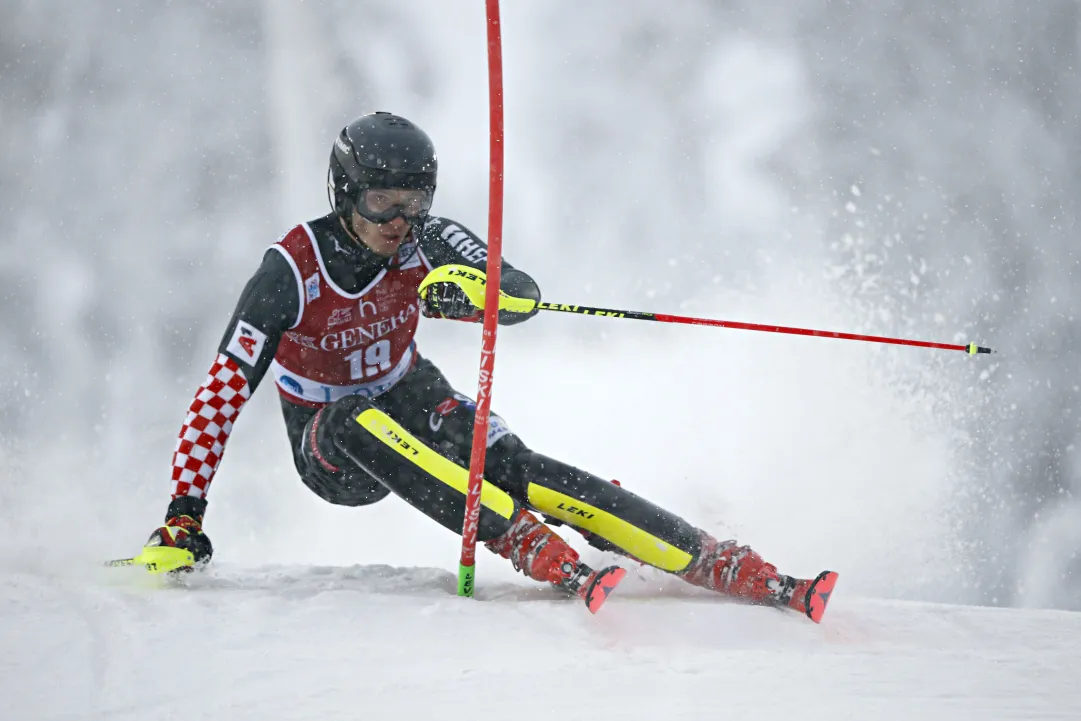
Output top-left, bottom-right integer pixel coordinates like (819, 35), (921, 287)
(486, 509), (626, 614)
(679, 532), (838, 623)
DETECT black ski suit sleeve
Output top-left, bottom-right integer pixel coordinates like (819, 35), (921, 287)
(165, 246), (301, 509)
(418, 216), (541, 325)
(214, 247), (300, 390)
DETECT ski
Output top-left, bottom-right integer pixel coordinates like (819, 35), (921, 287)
(581, 565), (627, 614)
(104, 546), (195, 575)
(802, 570), (839, 624)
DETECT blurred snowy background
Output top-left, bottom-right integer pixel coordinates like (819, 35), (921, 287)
(1, 1), (1077, 610)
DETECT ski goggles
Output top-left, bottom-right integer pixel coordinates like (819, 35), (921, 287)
(355, 187), (433, 224)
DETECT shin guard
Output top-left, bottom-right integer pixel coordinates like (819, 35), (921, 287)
(518, 453), (704, 572)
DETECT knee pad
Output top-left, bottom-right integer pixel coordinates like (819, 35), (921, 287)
(298, 463), (392, 507)
(302, 396), (377, 471)
(298, 396), (391, 507)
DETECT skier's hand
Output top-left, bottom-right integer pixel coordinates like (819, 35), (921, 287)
(147, 496), (214, 567)
(418, 265), (539, 321)
(419, 280), (482, 321)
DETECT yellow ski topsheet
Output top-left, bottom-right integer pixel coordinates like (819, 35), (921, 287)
(354, 408), (516, 520)
(105, 546), (195, 575)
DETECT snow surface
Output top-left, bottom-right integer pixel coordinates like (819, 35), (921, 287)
(3, 562), (1079, 720)
(3, 286), (1072, 719)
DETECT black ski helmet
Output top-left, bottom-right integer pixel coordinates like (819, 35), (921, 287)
(328, 112), (438, 225)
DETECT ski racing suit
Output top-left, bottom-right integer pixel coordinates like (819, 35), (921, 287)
(156, 212), (832, 619)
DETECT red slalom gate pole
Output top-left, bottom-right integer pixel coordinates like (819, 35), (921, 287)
(458, 0), (505, 597)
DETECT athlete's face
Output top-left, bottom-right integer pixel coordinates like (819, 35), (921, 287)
(350, 209), (411, 257)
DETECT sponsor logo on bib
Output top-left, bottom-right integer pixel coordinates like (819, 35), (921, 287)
(305, 273), (321, 303)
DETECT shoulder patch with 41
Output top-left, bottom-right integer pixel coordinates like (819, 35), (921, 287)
(227, 320), (268, 365)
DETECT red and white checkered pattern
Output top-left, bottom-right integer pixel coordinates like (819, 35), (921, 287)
(170, 353), (252, 499)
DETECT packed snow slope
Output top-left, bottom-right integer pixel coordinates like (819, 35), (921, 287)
(3, 562), (1079, 721)
(2, 295), (1066, 719)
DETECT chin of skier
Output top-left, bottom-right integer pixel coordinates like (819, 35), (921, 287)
(141, 111), (837, 620)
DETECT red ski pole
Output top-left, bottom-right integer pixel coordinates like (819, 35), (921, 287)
(531, 302), (994, 355)
(458, 0), (505, 597)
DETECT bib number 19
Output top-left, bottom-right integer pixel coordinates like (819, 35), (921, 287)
(347, 340), (392, 379)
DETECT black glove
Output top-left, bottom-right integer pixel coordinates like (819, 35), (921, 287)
(419, 281), (482, 321)
(146, 496), (214, 566)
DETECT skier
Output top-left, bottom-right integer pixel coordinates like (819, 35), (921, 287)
(140, 111), (838, 620)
